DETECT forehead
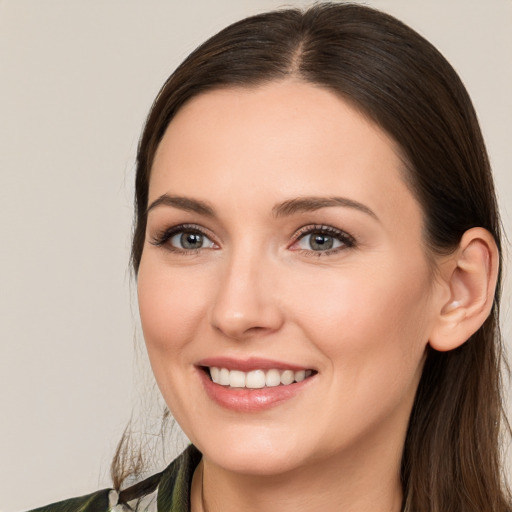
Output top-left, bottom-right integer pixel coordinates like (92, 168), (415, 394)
(150, 80), (420, 230)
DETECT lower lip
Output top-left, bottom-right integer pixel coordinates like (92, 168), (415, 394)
(198, 369), (315, 412)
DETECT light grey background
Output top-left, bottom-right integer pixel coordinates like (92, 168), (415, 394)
(0, 1), (510, 511)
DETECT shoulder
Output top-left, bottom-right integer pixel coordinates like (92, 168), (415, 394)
(26, 488), (113, 512)
(25, 446), (202, 512)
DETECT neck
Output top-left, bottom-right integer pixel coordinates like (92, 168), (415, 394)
(191, 439), (404, 512)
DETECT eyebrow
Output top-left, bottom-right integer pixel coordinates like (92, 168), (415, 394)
(272, 196), (378, 220)
(146, 194), (378, 221)
(146, 194), (215, 216)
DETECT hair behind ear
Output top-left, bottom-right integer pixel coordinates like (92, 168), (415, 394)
(403, 314), (510, 511)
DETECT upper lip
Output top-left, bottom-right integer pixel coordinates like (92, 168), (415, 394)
(197, 356), (312, 372)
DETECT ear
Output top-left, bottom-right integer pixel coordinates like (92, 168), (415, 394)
(429, 227), (499, 352)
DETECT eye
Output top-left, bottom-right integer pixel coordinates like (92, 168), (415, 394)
(291, 225), (355, 254)
(150, 224), (217, 252)
(170, 231), (215, 250)
(297, 233), (341, 251)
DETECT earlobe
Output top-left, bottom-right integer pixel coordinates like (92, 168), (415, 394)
(429, 227), (499, 352)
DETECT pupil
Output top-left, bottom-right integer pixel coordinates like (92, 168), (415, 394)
(181, 232), (203, 249)
(311, 234), (333, 251)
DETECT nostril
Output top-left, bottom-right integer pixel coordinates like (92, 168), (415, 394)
(209, 275), (285, 340)
(211, 320), (279, 341)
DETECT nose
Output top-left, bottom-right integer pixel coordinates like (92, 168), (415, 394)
(209, 250), (284, 341)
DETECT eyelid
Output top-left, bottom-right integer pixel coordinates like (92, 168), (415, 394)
(289, 224), (356, 253)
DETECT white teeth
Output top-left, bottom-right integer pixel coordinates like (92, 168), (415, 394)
(210, 367), (219, 382)
(280, 370), (294, 385)
(219, 368), (230, 386)
(294, 370), (306, 382)
(246, 370), (266, 389)
(208, 367), (313, 388)
(229, 370), (246, 388)
(265, 369), (281, 387)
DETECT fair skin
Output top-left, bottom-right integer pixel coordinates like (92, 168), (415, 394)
(137, 80), (498, 512)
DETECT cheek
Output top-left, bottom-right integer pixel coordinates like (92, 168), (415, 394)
(137, 256), (210, 355)
(137, 255), (214, 421)
(286, 260), (432, 443)
(289, 259), (432, 375)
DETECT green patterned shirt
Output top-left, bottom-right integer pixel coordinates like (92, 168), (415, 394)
(27, 446), (202, 512)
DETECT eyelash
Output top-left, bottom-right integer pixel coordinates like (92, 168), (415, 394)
(150, 224), (216, 254)
(149, 223), (356, 256)
(291, 224), (356, 256)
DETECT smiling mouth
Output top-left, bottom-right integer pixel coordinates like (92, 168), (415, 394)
(203, 367), (316, 389)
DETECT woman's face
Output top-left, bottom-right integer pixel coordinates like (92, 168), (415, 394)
(138, 81), (444, 476)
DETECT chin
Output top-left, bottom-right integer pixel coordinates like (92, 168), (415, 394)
(206, 446), (306, 476)
(191, 426), (310, 476)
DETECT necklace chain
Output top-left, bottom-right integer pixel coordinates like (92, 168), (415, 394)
(200, 463), (209, 512)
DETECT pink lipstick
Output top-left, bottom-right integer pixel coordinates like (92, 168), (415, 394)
(197, 357), (316, 412)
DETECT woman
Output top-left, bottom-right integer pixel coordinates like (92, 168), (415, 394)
(29, 3), (509, 511)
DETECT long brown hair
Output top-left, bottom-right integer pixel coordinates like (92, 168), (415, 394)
(114, 3), (510, 510)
